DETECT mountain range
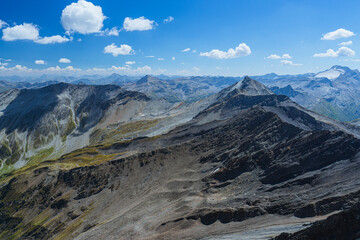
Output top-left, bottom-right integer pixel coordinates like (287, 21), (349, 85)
(1, 76), (360, 239)
(1, 65), (360, 122)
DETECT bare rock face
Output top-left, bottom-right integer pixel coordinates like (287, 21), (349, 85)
(0, 83), (181, 174)
(1, 77), (360, 239)
(274, 203), (360, 240)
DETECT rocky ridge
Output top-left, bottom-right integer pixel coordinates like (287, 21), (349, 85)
(0, 77), (360, 239)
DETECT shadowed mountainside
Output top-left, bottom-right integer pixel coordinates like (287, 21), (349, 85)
(1, 77), (360, 239)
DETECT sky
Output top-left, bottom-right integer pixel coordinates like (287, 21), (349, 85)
(1, 0), (360, 77)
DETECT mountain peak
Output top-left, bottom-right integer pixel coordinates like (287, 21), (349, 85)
(137, 75), (159, 84)
(330, 65), (350, 71)
(229, 76), (274, 96)
(315, 66), (348, 80)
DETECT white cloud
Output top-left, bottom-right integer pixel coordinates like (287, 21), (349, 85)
(104, 43), (134, 56)
(182, 48), (190, 52)
(0, 20), (8, 29)
(59, 58), (71, 63)
(145, 55), (155, 58)
(35, 35), (71, 44)
(282, 54), (292, 59)
(158, 58), (164, 61)
(313, 46), (355, 58)
(111, 65), (152, 74)
(281, 60), (302, 66)
(339, 40), (352, 46)
(123, 17), (155, 31)
(61, 0), (106, 34)
(0, 62), (8, 66)
(0, 64), (155, 76)
(125, 61), (135, 65)
(172, 56), (175, 61)
(321, 28), (355, 40)
(100, 27), (120, 36)
(35, 60), (46, 65)
(46, 65), (80, 71)
(193, 66), (200, 72)
(163, 16), (174, 23)
(2, 23), (70, 44)
(192, 50), (197, 53)
(2, 23), (39, 41)
(200, 43), (251, 59)
(216, 66), (221, 70)
(266, 53), (292, 59)
(266, 54), (281, 60)
(2, 65), (32, 71)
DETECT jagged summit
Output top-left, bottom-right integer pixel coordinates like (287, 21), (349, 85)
(136, 75), (161, 84)
(223, 76), (274, 96)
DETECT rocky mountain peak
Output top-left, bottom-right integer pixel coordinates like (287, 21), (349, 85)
(229, 76), (274, 96)
(315, 65), (350, 80)
(137, 75), (160, 84)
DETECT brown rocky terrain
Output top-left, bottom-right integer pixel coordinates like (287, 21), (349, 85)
(1, 77), (360, 239)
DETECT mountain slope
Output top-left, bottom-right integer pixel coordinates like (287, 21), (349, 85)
(1, 77), (360, 239)
(0, 83), (192, 175)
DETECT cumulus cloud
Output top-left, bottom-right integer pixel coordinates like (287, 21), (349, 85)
(1, 65), (31, 71)
(100, 27), (120, 36)
(157, 58), (164, 61)
(104, 43), (134, 56)
(123, 17), (155, 31)
(35, 35), (71, 44)
(0, 20), (8, 29)
(266, 54), (281, 60)
(2, 22), (71, 44)
(125, 61), (135, 65)
(59, 58), (71, 63)
(163, 16), (174, 23)
(61, 0), (106, 34)
(182, 48), (190, 52)
(46, 65), (80, 71)
(35, 60), (46, 65)
(339, 40), (352, 46)
(321, 28), (355, 40)
(313, 46), (355, 58)
(200, 43), (251, 59)
(0, 62), (8, 66)
(172, 56), (175, 61)
(266, 53), (292, 59)
(282, 54), (292, 59)
(2, 23), (39, 41)
(193, 67), (200, 72)
(111, 65), (152, 74)
(0, 64), (155, 76)
(281, 60), (302, 66)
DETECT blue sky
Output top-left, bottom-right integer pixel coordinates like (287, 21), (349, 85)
(1, 0), (360, 77)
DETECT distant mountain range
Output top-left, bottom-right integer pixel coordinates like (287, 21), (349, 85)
(254, 65), (360, 121)
(1, 65), (360, 122)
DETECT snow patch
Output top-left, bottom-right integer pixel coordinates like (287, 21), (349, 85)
(315, 68), (345, 80)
